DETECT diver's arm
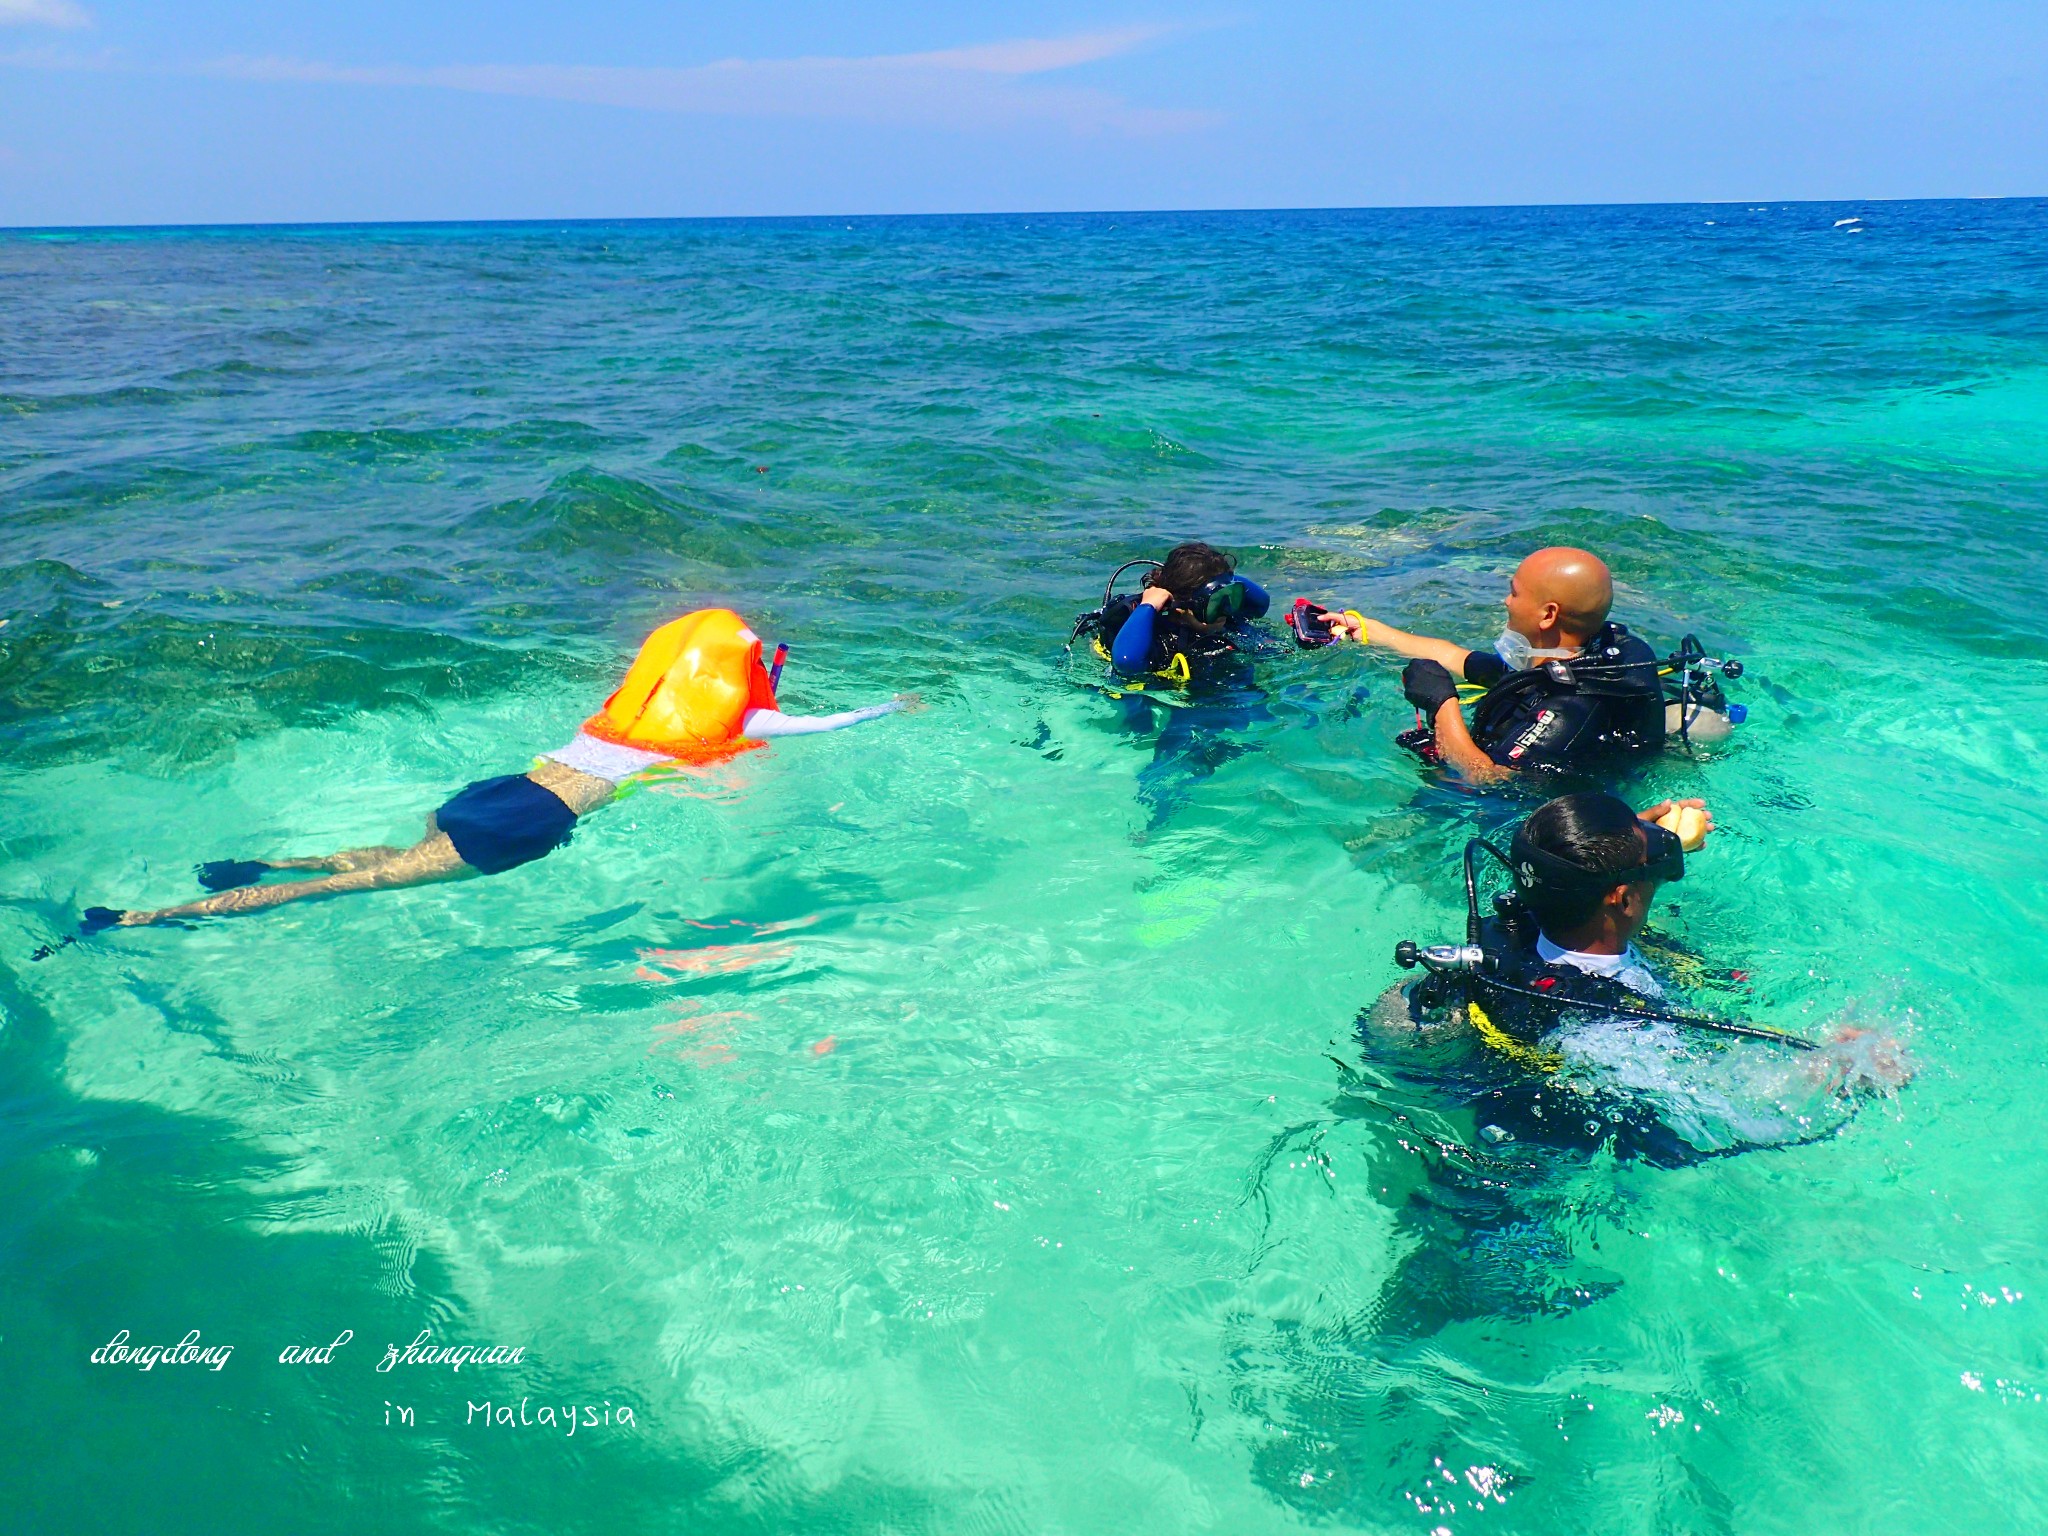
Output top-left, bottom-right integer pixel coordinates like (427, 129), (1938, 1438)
(1426, 700), (1513, 785)
(1327, 614), (1474, 674)
(1402, 660), (1511, 785)
(1236, 577), (1271, 618)
(1110, 596), (1164, 675)
(743, 698), (909, 738)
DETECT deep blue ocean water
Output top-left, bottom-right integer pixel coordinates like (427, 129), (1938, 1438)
(3, 201), (2047, 1534)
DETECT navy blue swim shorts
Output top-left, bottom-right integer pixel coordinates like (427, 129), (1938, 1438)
(434, 774), (577, 875)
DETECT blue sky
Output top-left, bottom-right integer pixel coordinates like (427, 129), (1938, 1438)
(2, 2), (2044, 225)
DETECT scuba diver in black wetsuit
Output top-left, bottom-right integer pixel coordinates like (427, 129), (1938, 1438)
(1068, 542), (1276, 828)
(1316, 546), (1743, 784)
(1382, 790), (1911, 1156)
(1316, 790), (1914, 1346)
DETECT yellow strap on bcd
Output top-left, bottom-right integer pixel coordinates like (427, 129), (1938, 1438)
(1468, 999), (1562, 1073)
(1088, 637), (1192, 689)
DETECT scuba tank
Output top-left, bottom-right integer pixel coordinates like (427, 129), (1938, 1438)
(1661, 633), (1747, 752)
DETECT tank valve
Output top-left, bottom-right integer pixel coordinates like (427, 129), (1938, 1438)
(1395, 941), (1484, 971)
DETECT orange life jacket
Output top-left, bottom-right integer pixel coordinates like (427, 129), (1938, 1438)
(581, 609), (780, 764)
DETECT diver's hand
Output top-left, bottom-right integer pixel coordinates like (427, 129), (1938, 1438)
(1140, 586), (1172, 611)
(892, 693), (926, 715)
(1813, 1025), (1914, 1094)
(1640, 798), (1713, 851)
(1325, 611), (1367, 642)
(1401, 659), (1460, 716)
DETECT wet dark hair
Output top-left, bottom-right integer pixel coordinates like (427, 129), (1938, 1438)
(1517, 792), (1650, 933)
(1153, 541), (1234, 597)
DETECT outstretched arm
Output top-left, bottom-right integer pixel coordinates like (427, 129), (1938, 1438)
(1325, 613), (1476, 676)
(743, 696), (913, 738)
(1637, 798), (1713, 850)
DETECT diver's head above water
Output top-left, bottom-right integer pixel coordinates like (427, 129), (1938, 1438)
(1083, 542), (1270, 679)
(1142, 541), (1246, 632)
(1511, 790), (1697, 955)
(1498, 546), (1614, 665)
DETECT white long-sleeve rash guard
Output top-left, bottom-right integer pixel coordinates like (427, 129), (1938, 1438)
(543, 699), (903, 784)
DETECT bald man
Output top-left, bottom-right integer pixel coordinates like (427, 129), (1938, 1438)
(1325, 547), (1666, 783)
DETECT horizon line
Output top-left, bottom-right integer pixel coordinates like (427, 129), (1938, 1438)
(5, 192), (2043, 236)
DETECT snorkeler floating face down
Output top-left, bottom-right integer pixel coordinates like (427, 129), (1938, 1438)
(72, 610), (915, 934)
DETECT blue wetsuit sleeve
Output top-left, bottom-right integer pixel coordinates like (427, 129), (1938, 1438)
(1237, 577), (1271, 618)
(1111, 603), (1159, 675)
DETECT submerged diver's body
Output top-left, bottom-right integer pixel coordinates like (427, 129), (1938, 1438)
(85, 611), (908, 929)
(1339, 791), (1909, 1341)
(1323, 547), (1667, 784)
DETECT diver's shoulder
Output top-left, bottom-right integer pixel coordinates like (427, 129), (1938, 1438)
(1597, 621), (1659, 663)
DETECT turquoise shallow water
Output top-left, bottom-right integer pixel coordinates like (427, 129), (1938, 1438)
(3, 203), (2047, 1534)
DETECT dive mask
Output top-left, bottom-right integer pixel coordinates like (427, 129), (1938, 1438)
(1509, 818), (1685, 898)
(1179, 576), (1248, 627)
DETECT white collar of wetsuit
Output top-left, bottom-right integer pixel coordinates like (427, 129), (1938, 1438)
(1535, 934), (1638, 975)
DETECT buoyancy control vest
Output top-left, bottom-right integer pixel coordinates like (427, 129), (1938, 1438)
(1403, 901), (1653, 1055)
(1392, 842), (1815, 1058)
(1090, 593), (1241, 677)
(1467, 622), (1666, 769)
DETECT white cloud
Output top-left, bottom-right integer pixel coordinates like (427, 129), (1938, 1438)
(198, 26), (1215, 135)
(889, 26), (1175, 75)
(0, 0), (91, 29)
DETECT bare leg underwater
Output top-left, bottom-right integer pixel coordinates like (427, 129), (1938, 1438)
(95, 832), (477, 928)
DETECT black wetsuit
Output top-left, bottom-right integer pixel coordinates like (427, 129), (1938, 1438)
(1459, 622), (1665, 771)
(1408, 911), (1654, 1040)
(1399, 914), (1714, 1170)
